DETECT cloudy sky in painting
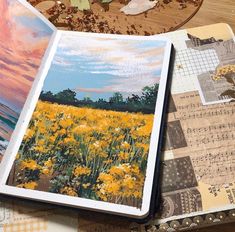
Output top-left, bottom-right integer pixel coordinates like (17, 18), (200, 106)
(43, 33), (167, 101)
(0, 0), (53, 112)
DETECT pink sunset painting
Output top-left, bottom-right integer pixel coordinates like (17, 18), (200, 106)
(0, 0), (54, 157)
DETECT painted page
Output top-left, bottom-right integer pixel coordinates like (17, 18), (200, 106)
(0, 31), (172, 218)
(0, 0), (56, 159)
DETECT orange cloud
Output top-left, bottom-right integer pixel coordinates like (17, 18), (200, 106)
(0, 0), (52, 111)
(0, 0), (12, 42)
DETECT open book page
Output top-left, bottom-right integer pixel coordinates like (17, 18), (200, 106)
(0, 1), (77, 231)
(1, 1), (234, 231)
(0, 0), (57, 159)
(0, 30), (172, 218)
(74, 23), (235, 232)
(146, 23), (235, 230)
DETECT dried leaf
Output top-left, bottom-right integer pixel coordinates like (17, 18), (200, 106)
(71, 0), (90, 11)
(120, 0), (158, 15)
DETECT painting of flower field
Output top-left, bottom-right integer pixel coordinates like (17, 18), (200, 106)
(7, 33), (168, 208)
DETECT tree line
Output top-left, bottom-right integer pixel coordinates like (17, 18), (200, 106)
(39, 84), (159, 114)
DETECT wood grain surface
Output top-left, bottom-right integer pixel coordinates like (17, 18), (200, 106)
(182, 0), (235, 31)
(31, 0), (235, 34)
(30, 0), (203, 35)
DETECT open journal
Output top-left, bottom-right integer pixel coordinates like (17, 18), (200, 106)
(147, 23), (235, 231)
(0, 0), (173, 219)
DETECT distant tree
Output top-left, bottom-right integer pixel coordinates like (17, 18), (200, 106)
(40, 91), (54, 98)
(40, 91), (55, 101)
(39, 84), (159, 114)
(141, 84), (159, 106)
(126, 94), (141, 104)
(54, 89), (77, 103)
(109, 92), (124, 104)
(97, 98), (106, 103)
(82, 97), (93, 104)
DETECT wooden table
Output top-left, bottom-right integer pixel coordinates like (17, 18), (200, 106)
(32, 0), (203, 34)
(32, 0), (235, 36)
(182, 0), (235, 31)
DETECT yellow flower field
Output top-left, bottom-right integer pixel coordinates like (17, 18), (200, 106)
(11, 101), (154, 208)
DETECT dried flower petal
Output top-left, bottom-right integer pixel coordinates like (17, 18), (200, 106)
(120, 0), (158, 15)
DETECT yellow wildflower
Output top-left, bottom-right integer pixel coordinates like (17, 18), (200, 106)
(20, 160), (39, 170)
(17, 181), (38, 190)
(121, 141), (131, 150)
(24, 129), (34, 140)
(44, 159), (53, 168)
(106, 182), (120, 194)
(57, 128), (67, 135)
(73, 166), (91, 176)
(63, 137), (76, 144)
(118, 151), (129, 161)
(18, 101), (153, 203)
(109, 166), (124, 176)
(59, 118), (73, 128)
(41, 168), (50, 175)
(98, 173), (113, 182)
(82, 183), (91, 189)
(60, 186), (77, 197)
